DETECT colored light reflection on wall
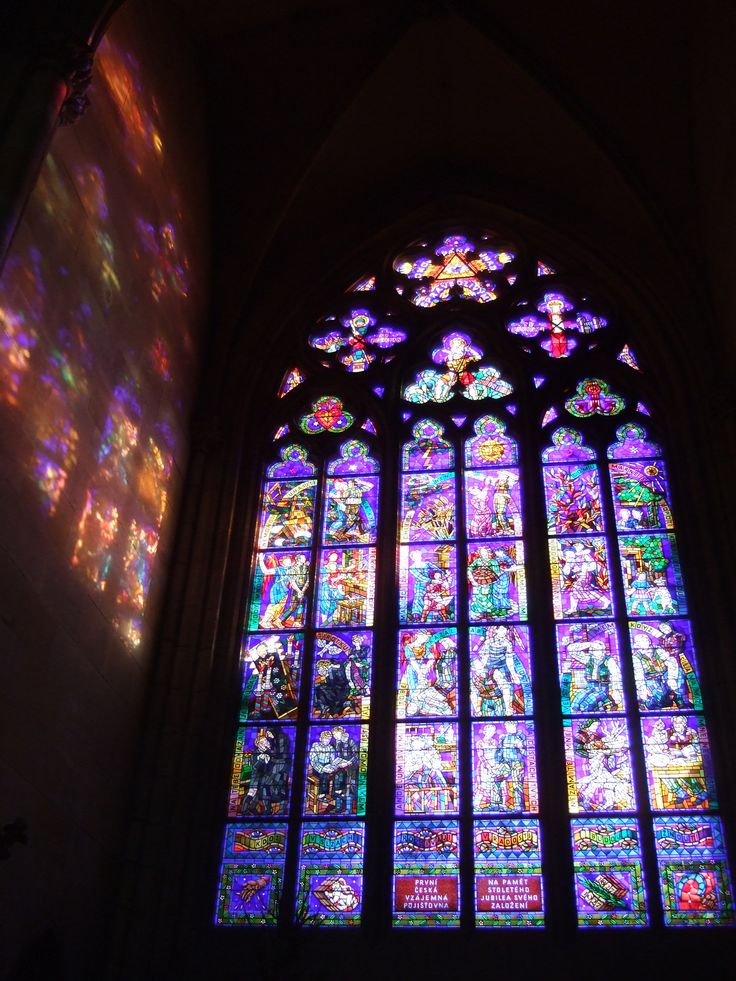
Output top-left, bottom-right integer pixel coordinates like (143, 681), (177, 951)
(0, 15), (203, 650)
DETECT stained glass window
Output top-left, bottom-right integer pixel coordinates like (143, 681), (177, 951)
(215, 228), (734, 932)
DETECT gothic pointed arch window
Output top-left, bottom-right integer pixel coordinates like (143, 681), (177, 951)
(214, 229), (735, 930)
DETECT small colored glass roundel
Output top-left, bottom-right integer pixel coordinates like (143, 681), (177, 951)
(299, 396), (354, 434)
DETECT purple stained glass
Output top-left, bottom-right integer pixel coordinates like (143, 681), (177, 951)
(508, 291), (589, 359)
(570, 818), (648, 927)
(549, 537), (613, 620)
(248, 549), (310, 631)
(542, 427), (595, 463)
(617, 344), (640, 371)
(654, 816), (735, 926)
(641, 715), (715, 811)
(629, 619), (701, 711)
(257, 478), (316, 549)
(403, 333), (512, 403)
(278, 366), (305, 397)
(228, 725), (296, 818)
(556, 622), (624, 715)
(464, 415), (518, 468)
(543, 462), (603, 535)
(565, 378), (625, 418)
(563, 717), (636, 813)
(323, 474), (379, 545)
(267, 443), (316, 478)
(608, 423), (662, 460)
(467, 541), (527, 622)
(309, 308), (405, 373)
(296, 822), (365, 926)
(315, 547), (376, 628)
(240, 633), (302, 722)
(469, 625), (533, 717)
(299, 395), (354, 434)
(400, 472), (456, 542)
(399, 545), (456, 624)
(303, 723), (368, 816)
(402, 419), (454, 471)
(465, 468), (522, 538)
(610, 459), (673, 531)
(215, 823), (288, 925)
(395, 721), (459, 816)
(393, 234), (512, 308)
(393, 820), (460, 927)
(618, 533), (685, 617)
(397, 627), (458, 718)
(541, 407), (558, 428)
(472, 721), (538, 814)
(474, 819), (544, 927)
(311, 630), (372, 720)
(328, 438), (379, 475)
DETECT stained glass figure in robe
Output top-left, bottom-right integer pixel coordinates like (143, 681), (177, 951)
(400, 471), (455, 541)
(240, 633), (302, 722)
(507, 292), (606, 359)
(474, 820), (544, 926)
(564, 717), (635, 813)
(399, 545), (456, 623)
(229, 725), (296, 817)
(543, 462), (603, 534)
(257, 479), (316, 548)
(323, 475), (378, 545)
(467, 541), (527, 621)
(315, 547), (376, 627)
(610, 459), (673, 531)
(395, 722), (459, 815)
(311, 631), (372, 720)
(248, 550), (310, 631)
(618, 534), (685, 617)
(556, 623), (624, 715)
(570, 819), (647, 927)
(296, 822), (365, 926)
(397, 628), (458, 718)
(654, 816), (735, 925)
(548, 537), (612, 619)
(304, 724), (368, 816)
(465, 469), (522, 537)
(393, 820), (461, 926)
(640, 715), (715, 810)
(472, 721), (538, 813)
(469, 625), (532, 717)
(215, 824), (288, 925)
(629, 619), (701, 711)
(403, 332), (513, 404)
